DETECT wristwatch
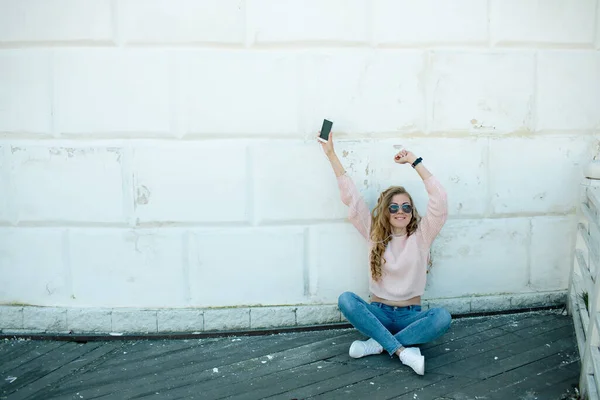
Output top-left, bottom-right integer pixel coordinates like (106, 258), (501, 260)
(412, 157), (423, 168)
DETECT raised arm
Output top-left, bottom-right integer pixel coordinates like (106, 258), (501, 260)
(395, 150), (448, 247)
(319, 133), (371, 240)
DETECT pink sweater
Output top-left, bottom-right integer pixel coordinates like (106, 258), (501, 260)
(337, 173), (448, 301)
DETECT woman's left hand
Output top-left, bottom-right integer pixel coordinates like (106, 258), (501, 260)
(394, 149), (417, 165)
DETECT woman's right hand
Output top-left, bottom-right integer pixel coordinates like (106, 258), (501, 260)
(318, 131), (335, 157)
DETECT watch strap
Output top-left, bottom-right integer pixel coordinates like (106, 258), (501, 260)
(412, 157), (423, 168)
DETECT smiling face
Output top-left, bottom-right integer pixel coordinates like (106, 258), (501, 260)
(388, 193), (413, 232)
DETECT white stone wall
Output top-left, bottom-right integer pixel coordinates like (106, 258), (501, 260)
(0, 0), (598, 332)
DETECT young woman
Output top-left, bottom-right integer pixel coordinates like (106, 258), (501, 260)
(319, 132), (451, 376)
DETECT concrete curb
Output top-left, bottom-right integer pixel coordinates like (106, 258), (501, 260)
(0, 291), (566, 336)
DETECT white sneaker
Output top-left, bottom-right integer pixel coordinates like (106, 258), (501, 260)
(399, 347), (425, 375)
(349, 338), (383, 358)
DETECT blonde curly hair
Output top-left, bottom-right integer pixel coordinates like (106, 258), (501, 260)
(369, 186), (421, 281)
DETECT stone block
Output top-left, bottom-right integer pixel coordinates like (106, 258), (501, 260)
(429, 51), (535, 133)
(189, 227), (305, 307)
(537, 51), (600, 131)
(374, 0), (488, 45)
(112, 310), (158, 333)
(491, 0), (596, 46)
(251, 307), (296, 329)
(296, 305), (341, 325)
(469, 295), (512, 313)
(426, 297), (471, 315)
(176, 51), (299, 135)
(0, 0), (112, 43)
(0, 51), (51, 133)
(11, 146), (124, 222)
(489, 136), (591, 214)
(308, 224), (370, 303)
(0, 306), (24, 329)
(119, 0), (244, 44)
(0, 229), (68, 305)
(132, 142), (249, 223)
(530, 216), (577, 290)
(67, 308), (112, 333)
(247, 0), (368, 44)
(23, 307), (67, 332)
(426, 218), (530, 298)
(68, 229), (187, 307)
(54, 50), (171, 134)
(204, 308), (250, 331)
(157, 309), (204, 332)
(300, 50), (426, 134)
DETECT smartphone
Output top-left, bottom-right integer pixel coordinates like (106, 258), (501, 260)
(318, 119), (333, 143)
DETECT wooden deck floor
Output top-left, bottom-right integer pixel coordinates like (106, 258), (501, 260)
(0, 309), (580, 400)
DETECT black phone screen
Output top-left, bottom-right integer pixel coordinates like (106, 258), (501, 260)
(320, 119), (333, 141)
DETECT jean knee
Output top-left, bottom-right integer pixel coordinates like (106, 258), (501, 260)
(429, 308), (452, 332)
(338, 291), (358, 314)
(433, 308), (452, 331)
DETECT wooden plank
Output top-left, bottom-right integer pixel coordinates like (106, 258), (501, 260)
(532, 374), (583, 400)
(444, 351), (578, 399)
(495, 312), (564, 333)
(46, 331), (359, 399)
(421, 316), (503, 349)
(109, 337), (209, 357)
(582, 200), (600, 251)
(582, 201), (599, 232)
(12, 343), (121, 400)
(422, 312), (542, 351)
(588, 372), (600, 400)
(579, 221), (599, 274)
(160, 360), (367, 400)
(98, 328), (347, 372)
(596, 313), (600, 346)
(76, 337), (362, 400)
(577, 283), (591, 339)
(0, 311), (578, 400)
(570, 288), (587, 356)
(0, 341), (51, 365)
(425, 319), (573, 372)
(0, 342), (102, 397)
(69, 333), (311, 384)
(577, 248), (591, 282)
(586, 187), (600, 217)
(265, 367), (387, 400)
(475, 361), (579, 399)
(107, 333), (360, 399)
(0, 341), (66, 374)
(422, 330), (519, 375)
(306, 370), (450, 399)
(393, 375), (478, 400)
(507, 314), (574, 338)
(430, 324), (575, 375)
(98, 336), (265, 368)
(426, 327), (515, 360)
(591, 345), (600, 397)
(463, 335), (576, 380)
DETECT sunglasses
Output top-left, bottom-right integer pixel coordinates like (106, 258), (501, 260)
(389, 203), (413, 214)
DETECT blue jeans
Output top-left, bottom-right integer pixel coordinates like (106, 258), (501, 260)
(338, 291), (452, 356)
